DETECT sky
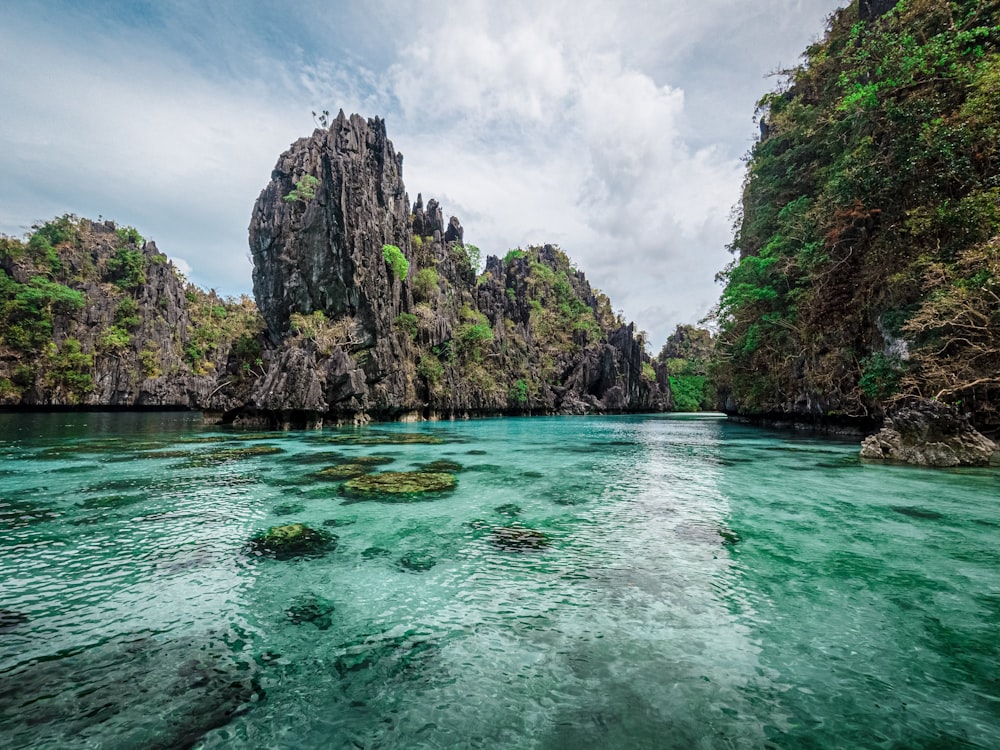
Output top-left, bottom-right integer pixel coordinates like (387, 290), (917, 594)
(0, 0), (842, 349)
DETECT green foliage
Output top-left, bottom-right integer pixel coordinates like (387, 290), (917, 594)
(0, 236), (25, 262)
(459, 322), (493, 348)
(642, 362), (656, 382)
(114, 297), (140, 328)
(858, 352), (902, 400)
(417, 352), (444, 383)
(453, 243), (482, 272)
(382, 244), (409, 280)
(0, 376), (21, 400)
(395, 312), (418, 340)
(670, 375), (709, 412)
(114, 225), (144, 246)
(412, 267), (438, 301)
(99, 325), (132, 352)
(46, 338), (93, 399)
(456, 307), (494, 361)
(283, 174), (320, 203)
(232, 334), (262, 364)
(503, 248), (526, 264)
(27, 215), (79, 270)
(290, 310), (327, 337)
(0, 275), (85, 352)
(105, 247), (147, 290)
(184, 290), (263, 375)
(139, 348), (159, 378)
(509, 378), (528, 405)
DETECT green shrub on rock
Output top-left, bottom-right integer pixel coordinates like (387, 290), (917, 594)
(382, 244), (409, 280)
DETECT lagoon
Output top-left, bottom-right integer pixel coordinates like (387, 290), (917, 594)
(1, 412), (998, 748)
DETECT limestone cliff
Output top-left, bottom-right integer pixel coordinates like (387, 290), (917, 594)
(214, 112), (669, 427)
(715, 0), (1000, 448)
(0, 217), (263, 409)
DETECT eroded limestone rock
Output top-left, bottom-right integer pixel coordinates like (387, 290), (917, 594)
(860, 399), (998, 467)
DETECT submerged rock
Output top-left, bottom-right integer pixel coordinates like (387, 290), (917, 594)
(314, 463), (375, 480)
(398, 551), (436, 572)
(719, 528), (741, 546)
(491, 525), (550, 551)
(494, 503), (522, 517)
(341, 471), (456, 502)
(861, 398), (998, 467)
(184, 445), (284, 468)
(0, 628), (262, 749)
(322, 518), (356, 527)
(418, 459), (463, 473)
(891, 505), (945, 521)
(248, 523), (336, 559)
(0, 609), (30, 631)
(285, 593), (335, 630)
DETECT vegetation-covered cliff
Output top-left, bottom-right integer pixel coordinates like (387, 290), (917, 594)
(715, 0), (1000, 436)
(0, 216), (262, 408)
(230, 112), (669, 426)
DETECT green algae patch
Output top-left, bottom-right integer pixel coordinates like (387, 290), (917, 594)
(418, 459), (463, 473)
(491, 524), (550, 551)
(341, 471), (456, 502)
(315, 463), (374, 480)
(351, 455), (396, 466)
(247, 523), (337, 559)
(182, 445), (284, 468)
(314, 456), (395, 481)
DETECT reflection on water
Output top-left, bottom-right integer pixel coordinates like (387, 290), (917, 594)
(0, 412), (997, 748)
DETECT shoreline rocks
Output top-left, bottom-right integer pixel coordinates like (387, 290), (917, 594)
(860, 398), (998, 467)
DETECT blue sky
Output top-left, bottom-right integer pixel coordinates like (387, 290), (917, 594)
(0, 0), (841, 347)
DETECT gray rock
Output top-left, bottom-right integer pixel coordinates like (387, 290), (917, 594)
(860, 398), (998, 467)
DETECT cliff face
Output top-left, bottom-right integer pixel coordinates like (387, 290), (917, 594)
(221, 111), (669, 427)
(715, 0), (1000, 437)
(0, 217), (263, 409)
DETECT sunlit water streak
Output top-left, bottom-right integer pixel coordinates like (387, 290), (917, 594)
(0, 412), (997, 748)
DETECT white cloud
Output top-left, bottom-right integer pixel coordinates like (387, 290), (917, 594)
(0, 0), (841, 347)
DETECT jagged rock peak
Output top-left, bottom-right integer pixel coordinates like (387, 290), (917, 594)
(250, 113), (412, 341)
(234, 115), (670, 427)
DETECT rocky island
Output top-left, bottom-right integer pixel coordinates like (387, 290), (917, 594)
(0, 113), (669, 427)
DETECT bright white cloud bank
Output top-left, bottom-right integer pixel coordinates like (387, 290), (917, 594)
(0, 0), (839, 347)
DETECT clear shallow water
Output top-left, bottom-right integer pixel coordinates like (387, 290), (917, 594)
(0, 412), (997, 749)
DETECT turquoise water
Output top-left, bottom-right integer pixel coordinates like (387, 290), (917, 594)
(1, 412), (998, 749)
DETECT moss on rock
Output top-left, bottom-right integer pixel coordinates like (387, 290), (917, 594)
(248, 523), (336, 559)
(341, 471), (456, 502)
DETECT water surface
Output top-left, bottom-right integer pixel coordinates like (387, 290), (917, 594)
(1, 412), (997, 748)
